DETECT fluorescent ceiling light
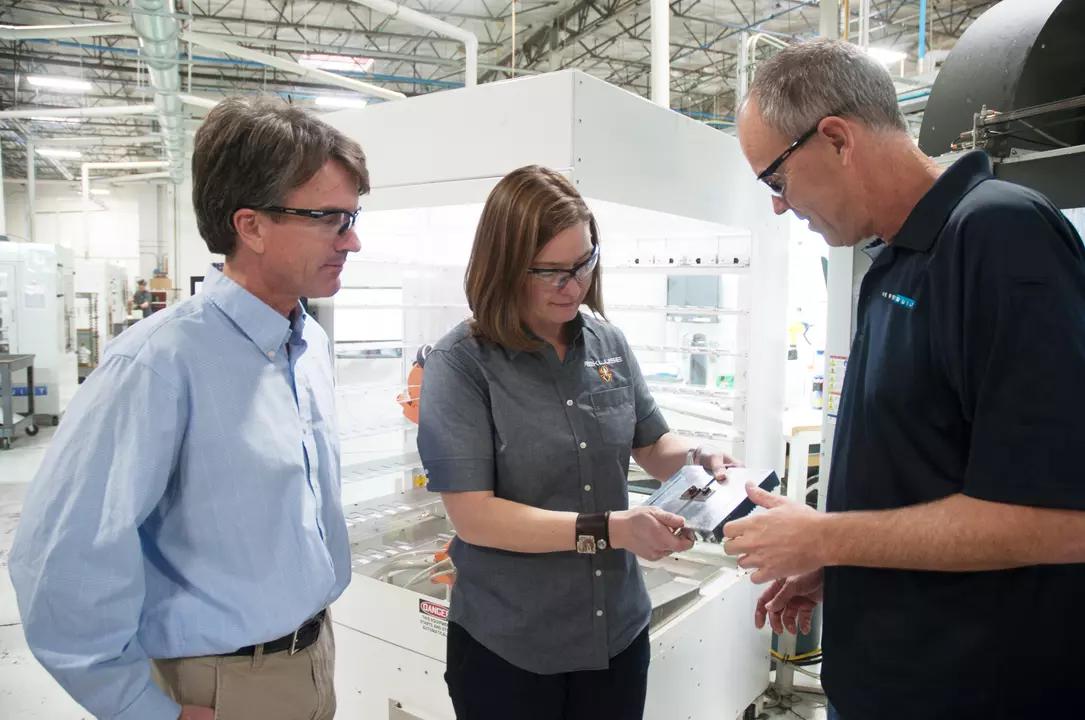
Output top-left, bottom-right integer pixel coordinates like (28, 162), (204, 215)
(299, 53), (375, 73)
(26, 75), (93, 93)
(866, 47), (907, 65)
(314, 95), (369, 110)
(90, 188), (111, 196)
(36, 147), (82, 159)
(28, 116), (84, 124)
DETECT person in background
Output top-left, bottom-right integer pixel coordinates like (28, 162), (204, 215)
(132, 278), (153, 317)
(418, 165), (740, 720)
(726, 38), (1085, 720)
(10, 96), (368, 720)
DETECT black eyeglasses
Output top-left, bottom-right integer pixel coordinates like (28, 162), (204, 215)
(527, 244), (600, 290)
(756, 116), (830, 198)
(241, 205), (361, 235)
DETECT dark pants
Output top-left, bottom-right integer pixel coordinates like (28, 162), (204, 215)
(445, 622), (650, 720)
(827, 702), (842, 720)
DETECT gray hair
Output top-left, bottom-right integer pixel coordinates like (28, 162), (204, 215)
(747, 39), (906, 138)
(192, 96), (370, 256)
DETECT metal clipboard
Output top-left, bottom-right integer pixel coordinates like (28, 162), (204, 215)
(643, 466), (781, 542)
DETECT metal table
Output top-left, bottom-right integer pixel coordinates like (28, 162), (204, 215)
(0, 354), (39, 450)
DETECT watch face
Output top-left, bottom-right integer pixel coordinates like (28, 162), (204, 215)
(576, 535), (597, 554)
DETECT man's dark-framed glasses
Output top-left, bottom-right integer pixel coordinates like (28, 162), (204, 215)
(527, 244), (600, 290)
(755, 119), (825, 198)
(242, 205), (361, 235)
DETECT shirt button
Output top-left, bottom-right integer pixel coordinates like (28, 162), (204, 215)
(584, 484), (592, 492)
(566, 399), (574, 407)
(579, 441), (587, 449)
(596, 609), (604, 617)
(595, 569), (602, 577)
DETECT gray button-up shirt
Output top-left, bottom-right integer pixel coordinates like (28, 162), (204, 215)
(418, 313), (669, 674)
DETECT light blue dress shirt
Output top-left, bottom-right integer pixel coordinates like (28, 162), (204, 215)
(9, 266), (350, 720)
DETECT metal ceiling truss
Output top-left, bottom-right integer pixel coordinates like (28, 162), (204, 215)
(2, 0), (996, 179)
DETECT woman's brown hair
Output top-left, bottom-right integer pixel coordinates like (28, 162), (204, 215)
(466, 165), (604, 351)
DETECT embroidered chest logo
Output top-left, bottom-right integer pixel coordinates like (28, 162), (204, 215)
(881, 291), (917, 310)
(585, 356), (624, 383)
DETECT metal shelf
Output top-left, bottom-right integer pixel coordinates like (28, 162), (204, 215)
(632, 344), (744, 358)
(339, 419), (417, 442)
(608, 304), (746, 317)
(647, 383), (743, 400)
(341, 451), (423, 485)
(605, 262), (749, 274)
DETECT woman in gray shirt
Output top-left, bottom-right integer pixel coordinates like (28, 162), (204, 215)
(418, 165), (737, 720)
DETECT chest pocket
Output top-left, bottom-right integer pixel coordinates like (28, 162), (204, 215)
(590, 385), (635, 447)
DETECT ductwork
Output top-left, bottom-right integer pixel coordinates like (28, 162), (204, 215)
(129, 0), (186, 184)
(183, 31), (405, 101)
(346, 0), (478, 88)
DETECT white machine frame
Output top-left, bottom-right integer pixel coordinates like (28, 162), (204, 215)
(323, 70), (788, 720)
(0, 242), (78, 422)
(74, 258), (129, 371)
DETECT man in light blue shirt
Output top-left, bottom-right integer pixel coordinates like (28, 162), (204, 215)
(9, 97), (368, 720)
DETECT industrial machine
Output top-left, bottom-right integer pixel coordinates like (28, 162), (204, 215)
(0, 242), (78, 424)
(322, 70), (789, 719)
(73, 259), (130, 378)
(917, 0), (1085, 209)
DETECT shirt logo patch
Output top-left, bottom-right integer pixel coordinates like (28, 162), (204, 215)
(881, 291), (917, 310)
(584, 356), (624, 369)
(597, 365), (614, 383)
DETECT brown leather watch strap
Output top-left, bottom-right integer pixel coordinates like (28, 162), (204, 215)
(575, 511), (611, 554)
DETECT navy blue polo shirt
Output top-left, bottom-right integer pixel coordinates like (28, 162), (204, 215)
(823, 151), (1085, 719)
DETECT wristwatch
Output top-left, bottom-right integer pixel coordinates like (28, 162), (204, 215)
(685, 446), (703, 466)
(575, 512), (611, 554)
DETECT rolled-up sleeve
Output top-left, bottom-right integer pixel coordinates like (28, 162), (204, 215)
(8, 353), (186, 720)
(418, 348), (495, 493)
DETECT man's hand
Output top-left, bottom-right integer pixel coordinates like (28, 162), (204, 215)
(755, 569), (823, 635)
(722, 483), (827, 583)
(611, 506), (695, 561)
(699, 449), (742, 482)
(180, 705), (215, 720)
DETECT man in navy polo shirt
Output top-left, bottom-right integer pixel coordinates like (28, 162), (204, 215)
(724, 39), (1085, 719)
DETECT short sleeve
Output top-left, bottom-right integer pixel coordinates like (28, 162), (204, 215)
(952, 197), (1085, 509)
(417, 347), (496, 492)
(619, 331), (670, 448)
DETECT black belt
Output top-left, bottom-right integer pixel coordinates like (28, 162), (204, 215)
(224, 610), (326, 657)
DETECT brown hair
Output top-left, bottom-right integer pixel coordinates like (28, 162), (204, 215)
(466, 165), (604, 351)
(192, 96), (370, 256)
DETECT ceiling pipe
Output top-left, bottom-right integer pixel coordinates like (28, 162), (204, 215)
(34, 134), (161, 147)
(0, 22), (134, 40)
(107, 170), (172, 184)
(183, 30), (405, 101)
(129, 0), (186, 183)
(345, 0), (478, 88)
(178, 93), (220, 109)
(0, 104), (157, 120)
(650, 0), (669, 107)
(82, 160), (168, 202)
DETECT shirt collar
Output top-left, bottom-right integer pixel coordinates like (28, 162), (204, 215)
(889, 149), (993, 253)
(505, 311), (597, 360)
(202, 266), (305, 357)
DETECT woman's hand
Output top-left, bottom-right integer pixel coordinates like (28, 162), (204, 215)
(609, 507), (695, 560)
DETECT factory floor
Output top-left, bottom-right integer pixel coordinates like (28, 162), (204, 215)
(0, 427), (828, 720)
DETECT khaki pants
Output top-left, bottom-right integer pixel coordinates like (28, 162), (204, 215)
(152, 613), (336, 720)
